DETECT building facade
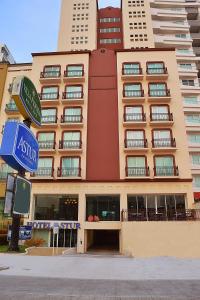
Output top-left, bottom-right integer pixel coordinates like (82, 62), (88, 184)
(1, 0), (200, 256)
(0, 44), (15, 64)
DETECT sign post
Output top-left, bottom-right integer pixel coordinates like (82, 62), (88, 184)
(0, 76), (41, 252)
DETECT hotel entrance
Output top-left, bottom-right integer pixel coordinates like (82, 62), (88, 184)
(50, 229), (77, 248)
(87, 230), (120, 253)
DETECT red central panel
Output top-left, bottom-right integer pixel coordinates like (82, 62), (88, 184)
(86, 49), (120, 180)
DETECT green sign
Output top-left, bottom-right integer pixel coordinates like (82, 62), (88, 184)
(13, 176), (31, 215)
(12, 76), (41, 127)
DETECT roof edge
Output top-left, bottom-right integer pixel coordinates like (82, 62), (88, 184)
(32, 50), (91, 57)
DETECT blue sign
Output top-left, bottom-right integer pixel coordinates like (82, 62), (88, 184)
(0, 121), (39, 172)
(7, 225), (32, 241)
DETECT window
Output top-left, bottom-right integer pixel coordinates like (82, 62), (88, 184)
(0, 164), (14, 179)
(176, 49), (191, 54)
(60, 157), (80, 177)
(193, 175), (200, 187)
(63, 86), (83, 99)
(100, 27), (120, 33)
(100, 17), (120, 23)
(124, 83), (143, 97)
(60, 131), (81, 149)
(181, 79), (195, 86)
(149, 83), (168, 97)
(124, 106), (144, 122)
(147, 62), (166, 74)
(152, 130), (174, 148)
(35, 195), (78, 221)
(123, 63), (141, 75)
(86, 195), (120, 221)
(186, 114), (200, 124)
(154, 156), (176, 176)
(150, 105), (171, 121)
(184, 96), (198, 105)
(175, 34), (187, 39)
(41, 86), (59, 100)
(188, 133), (200, 143)
(100, 38), (121, 44)
(125, 130), (146, 148)
(5, 99), (18, 111)
(126, 156), (148, 176)
(63, 107), (82, 123)
(65, 65), (84, 77)
(41, 108), (57, 124)
(191, 154), (200, 166)
(35, 158), (53, 177)
(37, 132), (55, 149)
(42, 66), (61, 78)
(179, 63), (192, 70)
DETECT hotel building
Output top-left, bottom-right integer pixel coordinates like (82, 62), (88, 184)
(1, 0), (200, 256)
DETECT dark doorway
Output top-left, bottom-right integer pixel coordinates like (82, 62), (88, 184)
(87, 230), (119, 252)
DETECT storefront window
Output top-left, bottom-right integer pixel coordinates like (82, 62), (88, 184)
(34, 195), (78, 221)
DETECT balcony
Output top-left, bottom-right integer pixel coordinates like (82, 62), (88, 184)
(57, 167), (81, 178)
(191, 32), (200, 47)
(124, 139), (148, 152)
(38, 141), (56, 153)
(5, 103), (19, 114)
(39, 92), (60, 105)
(62, 91), (84, 104)
(146, 68), (168, 80)
(121, 68), (144, 81)
(126, 167), (150, 178)
(31, 167), (54, 178)
(59, 140), (82, 153)
(154, 166), (179, 177)
(152, 138), (176, 152)
(41, 115), (58, 127)
(148, 89), (171, 102)
(123, 113), (146, 127)
(122, 90), (145, 103)
(40, 71), (61, 84)
(63, 70), (85, 83)
(150, 113), (174, 126)
(186, 7), (199, 20)
(60, 115), (83, 128)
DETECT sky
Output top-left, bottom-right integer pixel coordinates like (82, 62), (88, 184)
(0, 0), (121, 63)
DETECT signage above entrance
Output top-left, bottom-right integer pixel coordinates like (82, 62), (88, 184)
(12, 76), (41, 127)
(27, 221), (81, 230)
(0, 121), (39, 172)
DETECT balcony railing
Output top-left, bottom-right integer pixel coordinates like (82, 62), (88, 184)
(154, 166), (179, 176)
(62, 91), (83, 99)
(148, 89), (170, 97)
(57, 167), (81, 177)
(64, 70), (84, 77)
(59, 140), (82, 149)
(31, 167), (54, 177)
(41, 115), (57, 124)
(152, 138), (176, 148)
(122, 68), (143, 75)
(5, 103), (18, 112)
(147, 67), (168, 75)
(124, 113), (146, 122)
(40, 71), (61, 78)
(121, 209), (200, 222)
(39, 92), (59, 100)
(126, 167), (149, 177)
(125, 139), (148, 148)
(61, 115), (83, 123)
(150, 113), (173, 122)
(38, 141), (56, 149)
(123, 90), (144, 98)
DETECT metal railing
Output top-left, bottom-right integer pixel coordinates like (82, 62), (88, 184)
(150, 113), (173, 121)
(61, 115), (83, 123)
(59, 140), (82, 149)
(124, 113), (146, 122)
(154, 166), (179, 176)
(40, 71), (61, 78)
(31, 167), (54, 177)
(122, 67), (143, 75)
(62, 91), (83, 99)
(41, 115), (57, 124)
(147, 67), (168, 75)
(152, 138), (176, 148)
(126, 167), (150, 177)
(38, 141), (55, 149)
(64, 70), (84, 77)
(125, 139), (148, 148)
(149, 89), (170, 97)
(121, 209), (200, 222)
(39, 92), (59, 100)
(123, 89), (144, 98)
(57, 167), (81, 177)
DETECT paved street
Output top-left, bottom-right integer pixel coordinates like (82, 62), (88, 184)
(1, 254), (200, 299)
